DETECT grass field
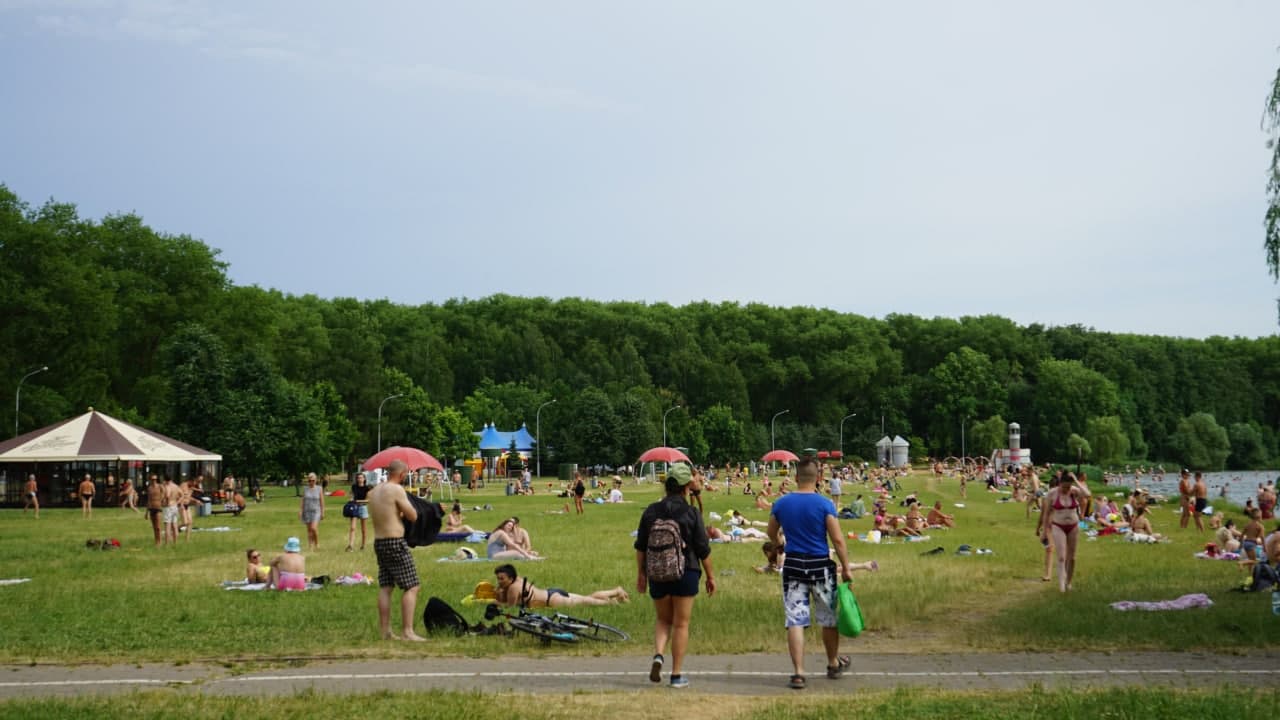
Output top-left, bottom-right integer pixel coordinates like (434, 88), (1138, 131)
(0, 470), (1274, 664)
(2, 687), (1278, 720)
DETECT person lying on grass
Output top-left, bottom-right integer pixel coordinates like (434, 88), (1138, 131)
(491, 563), (629, 608)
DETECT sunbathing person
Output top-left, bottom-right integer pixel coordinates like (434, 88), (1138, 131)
(245, 548), (271, 584)
(444, 503), (477, 534)
(492, 563), (628, 608)
(487, 519), (538, 560)
(1240, 509), (1266, 566)
(1215, 519), (1242, 554)
(904, 504), (927, 533)
(268, 537), (308, 590)
(926, 501), (955, 528)
(755, 492), (773, 510)
(1128, 506), (1165, 543)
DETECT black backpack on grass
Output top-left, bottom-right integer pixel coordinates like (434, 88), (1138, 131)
(423, 596), (470, 635)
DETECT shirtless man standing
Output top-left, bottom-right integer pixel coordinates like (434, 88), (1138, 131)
(1191, 472), (1208, 532)
(146, 474), (164, 546)
(78, 474), (95, 518)
(1178, 469), (1195, 530)
(368, 459), (424, 641)
(163, 476), (182, 546)
(23, 474), (39, 518)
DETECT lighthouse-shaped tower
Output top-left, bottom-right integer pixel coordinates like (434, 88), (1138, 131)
(993, 422), (1031, 472)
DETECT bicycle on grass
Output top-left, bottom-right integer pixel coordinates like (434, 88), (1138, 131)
(483, 603), (629, 644)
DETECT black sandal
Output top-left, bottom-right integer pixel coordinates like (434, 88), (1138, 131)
(827, 655), (851, 678)
(789, 674), (807, 690)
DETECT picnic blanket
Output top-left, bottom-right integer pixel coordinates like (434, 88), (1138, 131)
(1110, 593), (1213, 612)
(221, 580), (324, 591)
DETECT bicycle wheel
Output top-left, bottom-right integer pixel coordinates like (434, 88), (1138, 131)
(507, 616), (579, 644)
(550, 613), (630, 642)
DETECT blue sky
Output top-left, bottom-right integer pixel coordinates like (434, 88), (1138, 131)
(3, 1), (1279, 339)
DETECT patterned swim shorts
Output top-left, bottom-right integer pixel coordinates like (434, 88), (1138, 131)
(780, 554), (837, 629)
(375, 537), (420, 590)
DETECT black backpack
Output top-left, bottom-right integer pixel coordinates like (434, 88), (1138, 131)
(423, 596), (470, 635)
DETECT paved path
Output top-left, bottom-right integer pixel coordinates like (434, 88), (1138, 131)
(1, 652), (1276, 698)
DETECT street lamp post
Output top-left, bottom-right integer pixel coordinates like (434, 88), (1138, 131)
(662, 405), (681, 447)
(961, 418), (967, 460)
(771, 409), (790, 451)
(839, 412), (857, 459)
(536, 399), (556, 480)
(376, 393), (404, 452)
(13, 366), (49, 438)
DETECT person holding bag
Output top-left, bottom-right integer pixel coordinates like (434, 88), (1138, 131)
(767, 456), (852, 690)
(634, 462), (715, 689)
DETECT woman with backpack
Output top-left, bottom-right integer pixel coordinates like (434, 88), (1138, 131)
(634, 462), (715, 689)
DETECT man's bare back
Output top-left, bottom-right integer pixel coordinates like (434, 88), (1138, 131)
(368, 481), (414, 538)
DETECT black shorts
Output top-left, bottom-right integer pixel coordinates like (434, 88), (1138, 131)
(648, 568), (700, 600)
(375, 538), (420, 590)
(1194, 497), (1208, 513)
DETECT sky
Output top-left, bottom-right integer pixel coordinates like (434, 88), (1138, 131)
(3, 1), (1280, 339)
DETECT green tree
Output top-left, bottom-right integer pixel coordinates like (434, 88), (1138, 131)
(161, 323), (230, 449)
(1085, 415), (1131, 467)
(1168, 412), (1231, 471)
(1226, 422), (1269, 470)
(922, 347), (1006, 454)
(698, 404), (747, 465)
(1066, 433), (1092, 464)
(968, 416), (1007, 459)
(1030, 359), (1119, 459)
(559, 387), (619, 465)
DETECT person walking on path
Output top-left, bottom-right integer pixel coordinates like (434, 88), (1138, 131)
(635, 462), (715, 689)
(1044, 471), (1091, 592)
(766, 456), (852, 690)
(368, 459), (425, 641)
(23, 474), (39, 518)
(300, 472), (324, 551)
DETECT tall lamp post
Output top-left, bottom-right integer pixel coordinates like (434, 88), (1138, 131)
(376, 393), (404, 452)
(839, 412), (857, 459)
(536, 399), (556, 480)
(961, 417), (967, 461)
(14, 365), (48, 438)
(662, 405), (681, 447)
(771, 409), (790, 451)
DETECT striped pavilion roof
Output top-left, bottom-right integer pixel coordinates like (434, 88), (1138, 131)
(0, 409), (220, 462)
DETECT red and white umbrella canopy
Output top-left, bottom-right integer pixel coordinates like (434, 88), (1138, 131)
(761, 449), (799, 464)
(636, 446), (691, 464)
(0, 409), (221, 462)
(362, 446), (444, 472)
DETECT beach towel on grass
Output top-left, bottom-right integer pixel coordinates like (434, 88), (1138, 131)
(1109, 593), (1213, 612)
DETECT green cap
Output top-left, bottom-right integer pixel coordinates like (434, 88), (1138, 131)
(667, 463), (693, 486)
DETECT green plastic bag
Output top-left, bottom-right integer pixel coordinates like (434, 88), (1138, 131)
(836, 581), (865, 638)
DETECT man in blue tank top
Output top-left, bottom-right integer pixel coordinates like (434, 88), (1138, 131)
(767, 456), (852, 689)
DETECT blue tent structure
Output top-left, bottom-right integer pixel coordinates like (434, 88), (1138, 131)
(475, 422), (534, 452)
(477, 423), (505, 451)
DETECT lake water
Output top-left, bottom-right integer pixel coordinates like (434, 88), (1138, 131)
(1106, 470), (1279, 511)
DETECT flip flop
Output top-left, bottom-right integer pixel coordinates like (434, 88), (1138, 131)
(789, 674), (807, 690)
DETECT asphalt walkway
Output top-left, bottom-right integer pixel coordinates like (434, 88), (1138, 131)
(1, 651), (1275, 698)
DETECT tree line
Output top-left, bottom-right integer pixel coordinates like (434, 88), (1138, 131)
(3, 185), (1277, 478)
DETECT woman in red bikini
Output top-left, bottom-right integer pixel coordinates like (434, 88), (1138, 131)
(1043, 471), (1091, 593)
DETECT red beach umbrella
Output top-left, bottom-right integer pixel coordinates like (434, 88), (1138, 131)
(362, 446), (444, 472)
(637, 446), (692, 464)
